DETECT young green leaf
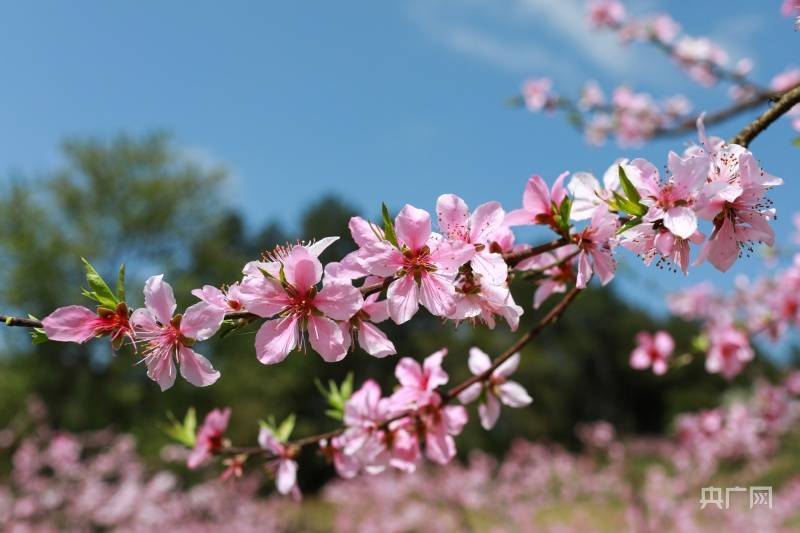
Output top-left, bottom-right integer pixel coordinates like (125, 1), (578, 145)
(618, 165), (641, 204)
(616, 216), (642, 235)
(81, 257), (118, 310)
(160, 408), (197, 448)
(381, 203), (399, 248)
(276, 414), (296, 442)
(28, 315), (48, 345)
(116, 263), (126, 302)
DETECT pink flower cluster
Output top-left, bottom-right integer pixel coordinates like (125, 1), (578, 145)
(521, 77), (694, 146)
(322, 348), (528, 479)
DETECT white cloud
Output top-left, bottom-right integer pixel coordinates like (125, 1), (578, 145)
(407, 0), (652, 83)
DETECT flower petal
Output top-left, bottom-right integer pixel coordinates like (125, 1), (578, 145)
(178, 345), (221, 387)
(144, 274), (177, 324)
(254, 317), (299, 365)
(307, 315), (347, 362)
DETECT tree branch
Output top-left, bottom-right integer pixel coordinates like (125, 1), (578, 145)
(0, 315), (43, 328)
(730, 84), (800, 147)
(219, 286), (583, 460)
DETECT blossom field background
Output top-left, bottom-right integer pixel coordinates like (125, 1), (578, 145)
(2, 0), (800, 531)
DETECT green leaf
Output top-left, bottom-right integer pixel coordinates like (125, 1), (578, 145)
(381, 203), (399, 248)
(793, 137), (800, 147)
(81, 257), (118, 310)
(116, 263), (126, 302)
(27, 315), (48, 345)
(612, 191), (647, 217)
(618, 165), (641, 204)
(160, 408), (197, 448)
(558, 196), (572, 233)
(616, 216), (642, 235)
(277, 414), (296, 442)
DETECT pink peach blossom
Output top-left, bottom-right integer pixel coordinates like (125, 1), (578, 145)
(188, 407), (231, 469)
(630, 331), (674, 375)
(239, 243), (363, 364)
(131, 275), (225, 391)
(458, 349), (532, 429)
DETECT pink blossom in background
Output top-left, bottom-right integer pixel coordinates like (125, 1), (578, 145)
(131, 275), (225, 390)
(238, 242), (363, 364)
(587, 0), (626, 29)
(630, 331), (674, 375)
(578, 80), (605, 110)
(521, 78), (554, 111)
(187, 407), (231, 469)
(390, 349), (450, 408)
(458, 348), (532, 429)
(258, 426), (299, 497)
(705, 324), (753, 380)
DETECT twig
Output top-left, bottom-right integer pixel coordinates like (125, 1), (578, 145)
(0, 315), (43, 328)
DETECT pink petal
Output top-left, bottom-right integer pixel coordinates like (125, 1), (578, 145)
(386, 275), (420, 324)
(498, 381), (532, 407)
(238, 278), (291, 318)
(575, 251), (593, 289)
(533, 279), (563, 309)
(550, 171), (569, 208)
(424, 424), (456, 465)
(307, 315), (347, 362)
(630, 348), (652, 369)
(363, 294), (390, 323)
(395, 357), (423, 388)
(590, 248), (616, 285)
(469, 201), (504, 244)
(663, 206), (698, 240)
(146, 351), (177, 391)
(181, 302), (225, 341)
(467, 347), (492, 375)
(357, 322), (396, 358)
(419, 272), (456, 317)
(315, 283), (363, 320)
(654, 331), (675, 357)
(254, 317), (299, 365)
(495, 352), (520, 378)
(359, 242), (404, 277)
(423, 348), (449, 389)
(705, 217), (739, 272)
(436, 194), (470, 241)
(349, 216), (380, 247)
(395, 204), (431, 252)
(276, 459), (298, 495)
(429, 240), (475, 276)
(471, 251), (507, 285)
(522, 175), (552, 216)
(306, 236), (339, 258)
(42, 306), (99, 343)
(479, 394), (501, 430)
(257, 427), (283, 454)
(503, 208), (534, 227)
(178, 345), (221, 387)
(284, 247), (322, 293)
(130, 307), (159, 331)
(191, 285), (227, 310)
(144, 274), (177, 324)
(457, 383), (482, 404)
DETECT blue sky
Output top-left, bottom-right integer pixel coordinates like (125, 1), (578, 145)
(0, 0), (797, 322)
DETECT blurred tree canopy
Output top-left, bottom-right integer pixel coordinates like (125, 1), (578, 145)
(0, 132), (777, 489)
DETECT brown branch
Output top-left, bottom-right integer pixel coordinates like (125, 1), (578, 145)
(502, 238), (571, 266)
(0, 315), (43, 328)
(218, 286), (583, 461)
(730, 84), (800, 147)
(445, 286), (581, 400)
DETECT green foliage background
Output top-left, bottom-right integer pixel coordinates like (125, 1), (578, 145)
(0, 133), (779, 489)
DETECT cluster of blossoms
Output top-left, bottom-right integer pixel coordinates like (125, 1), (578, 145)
(521, 1), (800, 146)
(664, 250), (800, 380)
(521, 78), (693, 146)
(6, 375), (800, 532)
(38, 117), (781, 395)
(185, 348), (531, 495)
